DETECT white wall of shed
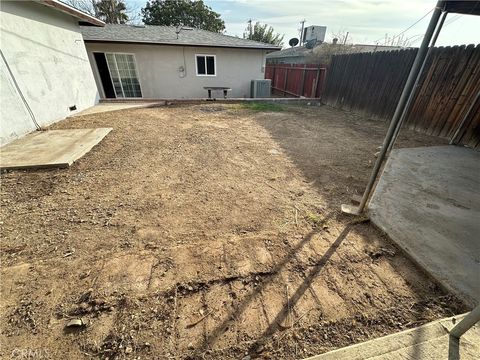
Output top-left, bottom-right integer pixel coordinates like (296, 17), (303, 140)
(85, 42), (267, 99)
(0, 1), (99, 145)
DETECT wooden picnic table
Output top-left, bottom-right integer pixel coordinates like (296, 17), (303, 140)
(203, 86), (232, 100)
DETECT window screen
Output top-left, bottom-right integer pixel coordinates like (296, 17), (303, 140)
(196, 55), (216, 76)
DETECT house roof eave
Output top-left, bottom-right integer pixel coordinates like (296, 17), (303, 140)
(35, 0), (105, 27)
(84, 39), (281, 51)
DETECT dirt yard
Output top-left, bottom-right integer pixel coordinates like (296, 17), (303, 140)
(0, 103), (465, 359)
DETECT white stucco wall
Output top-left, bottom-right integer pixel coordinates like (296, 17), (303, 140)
(85, 42), (267, 99)
(0, 1), (99, 145)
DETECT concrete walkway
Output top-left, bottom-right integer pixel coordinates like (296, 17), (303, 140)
(305, 314), (480, 360)
(368, 145), (480, 307)
(70, 102), (161, 117)
(0, 128), (112, 170)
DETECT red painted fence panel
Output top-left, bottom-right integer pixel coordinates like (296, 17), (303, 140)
(265, 64), (327, 98)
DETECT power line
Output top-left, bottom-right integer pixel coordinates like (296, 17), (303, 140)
(443, 14), (463, 27)
(406, 12), (464, 46)
(405, 33), (424, 44)
(409, 35), (425, 46)
(373, 7), (434, 44)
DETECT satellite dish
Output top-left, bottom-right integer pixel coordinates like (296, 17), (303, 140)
(289, 38), (299, 47)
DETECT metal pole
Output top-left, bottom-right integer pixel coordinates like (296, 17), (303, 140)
(449, 89), (480, 145)
(387, 11), (447, 153)
(431, 10), (447, 45)
(342, 1), (444, 215)
(300, 19), (306, 45)
(450, 305), (480, 339)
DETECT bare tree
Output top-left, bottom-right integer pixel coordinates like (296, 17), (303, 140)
(305, 30), (355, 65)
(329, 30), (353, 45)
(64, 0), (97, 16)
(379, 33), (413, 47)
(124, 2), (142, 24)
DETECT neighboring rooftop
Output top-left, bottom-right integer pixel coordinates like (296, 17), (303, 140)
(267, 43), (406, 60)
(81, 24), (281, 50)
(266, 46), (312, 60)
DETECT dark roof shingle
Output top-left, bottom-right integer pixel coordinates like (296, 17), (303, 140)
(81, 24), (281, 50)
(266, 46), (312, 59)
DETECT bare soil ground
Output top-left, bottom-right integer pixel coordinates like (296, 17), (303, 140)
(0, 103), (465, 359)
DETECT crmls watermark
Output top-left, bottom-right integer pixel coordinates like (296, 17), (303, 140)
(10, 348), (49, 359)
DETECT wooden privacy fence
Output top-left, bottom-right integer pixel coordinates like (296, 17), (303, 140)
(323, 44), (480, 149)
(265, 64), (327, 98)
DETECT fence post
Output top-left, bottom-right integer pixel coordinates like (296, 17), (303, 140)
(284, 68), (289, 97)
(313, 68), (320, 98)
(450, 89), (480, 145)
(272, 65), (276, 93)
(300, 66), (307, 97)
(318, 68), (326, 99)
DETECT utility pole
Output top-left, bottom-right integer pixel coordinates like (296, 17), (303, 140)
(299, 19), (306, 45)
(343, 31), (349, 45)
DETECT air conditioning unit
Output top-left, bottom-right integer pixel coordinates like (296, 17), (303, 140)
(251, 79), (271, 98)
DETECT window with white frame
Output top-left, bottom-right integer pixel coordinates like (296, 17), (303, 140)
(105, 53), (142, 98)
(196, 54), (216, 76)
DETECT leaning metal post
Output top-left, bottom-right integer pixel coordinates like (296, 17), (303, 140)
(387, 10), (448, 153)
(450, 305), (480, 339)
(341, 1), (445, 215)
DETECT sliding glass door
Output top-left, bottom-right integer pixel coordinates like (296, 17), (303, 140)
(104, 53), (142, 98)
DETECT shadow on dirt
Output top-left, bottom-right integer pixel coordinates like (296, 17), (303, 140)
(244, 219), (360, 355)
(198, 212), (336, 353)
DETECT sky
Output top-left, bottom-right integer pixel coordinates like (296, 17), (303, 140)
(128, 0), (480, 47)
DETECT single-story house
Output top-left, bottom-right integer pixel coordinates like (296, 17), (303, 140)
(0, 0), (104, 145)
(80, 24), (281, 99)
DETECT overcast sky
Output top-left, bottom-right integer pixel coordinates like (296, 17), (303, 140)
(129, 0), (480, 47)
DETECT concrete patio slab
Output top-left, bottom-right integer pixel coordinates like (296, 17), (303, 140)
(0, 128), (112, 170)
(304, 313), (480, 360)
(70, 102), (162, 117)
(368, 145), (480, 307)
